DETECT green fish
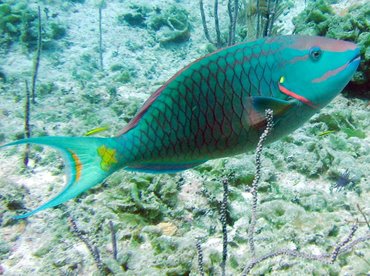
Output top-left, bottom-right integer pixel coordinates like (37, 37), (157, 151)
(0, 35), (360, 219)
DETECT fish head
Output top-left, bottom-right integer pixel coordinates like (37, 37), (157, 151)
(276, 36), (360, 109)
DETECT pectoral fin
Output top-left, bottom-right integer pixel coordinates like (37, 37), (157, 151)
(247, 96), (293, 128)
(251, 96), (293, 115)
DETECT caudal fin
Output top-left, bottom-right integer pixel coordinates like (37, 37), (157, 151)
(0, 136), (121, 219)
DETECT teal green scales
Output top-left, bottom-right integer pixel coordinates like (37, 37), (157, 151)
(0, 35), (360, 218)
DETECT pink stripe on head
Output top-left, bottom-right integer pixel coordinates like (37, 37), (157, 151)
(291, 36), (357, 52)
(312, 62), (348, 83)
(289, 54), (309, 64)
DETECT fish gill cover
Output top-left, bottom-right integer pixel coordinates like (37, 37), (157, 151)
(0, 0), (369, 275)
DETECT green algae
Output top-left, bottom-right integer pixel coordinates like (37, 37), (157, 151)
(0, 241), (10, 260)
(114, 70), (131, 83)
(49, 22), (67, 40)
(149, 6), (190, 44)
(0, 177), (27, 220)
(38, 82), (57, 98)
(0, 1), (35, 50)
(110, 64), (124, 72)
(33, 243), (53, 258)
(0, 1), (68, 52)
(95, 173), (182, 225)
(117, 4), (151, 27)
(118, 4), (190, 45)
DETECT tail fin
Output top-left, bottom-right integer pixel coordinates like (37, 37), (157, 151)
(0, 136), (121, 219)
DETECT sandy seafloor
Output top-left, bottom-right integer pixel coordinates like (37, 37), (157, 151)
(0, 0), (369, 275)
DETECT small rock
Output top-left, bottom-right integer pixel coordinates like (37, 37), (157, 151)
(157, 222), (177, 236)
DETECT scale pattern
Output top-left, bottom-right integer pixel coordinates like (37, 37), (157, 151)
(119, 39), (282, 168)
(1, 35), (360, 217)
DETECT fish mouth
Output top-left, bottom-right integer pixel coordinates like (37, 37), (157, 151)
(348, 52), (361, 65)
(347, 47), (361, 66)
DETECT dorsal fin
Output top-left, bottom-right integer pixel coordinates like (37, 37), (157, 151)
(117, 86), (165, 136)
(116, 70), (185, 136)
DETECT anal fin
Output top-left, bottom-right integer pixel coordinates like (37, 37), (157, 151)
(247, 96), (294, 128)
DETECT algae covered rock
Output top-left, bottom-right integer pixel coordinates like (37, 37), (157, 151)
(0, 1), (68, 52)
(293, 0), (334, 36)
(293, 1), (370, 96)
(117, 4), (151, 27)
(118, 4), (190, 45)
(0, 1), (36, 50)
(0, 177), (27, 218)
(148, 6), (190, 44)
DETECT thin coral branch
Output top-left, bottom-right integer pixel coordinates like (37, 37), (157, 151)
(31, 6), (42, 104)
(242, 223), (369, 275)
(256, 0), (261, 38)
(23, 80), (31, 167)
(214, 0), (222, 47)
(98, 6), (104, 70)
(227, 0), (239, 46)
(242, 248), (329, 275)
(330, 223), (358, 264)
(196, 238), (205, 276)
(267, 0), (278, 36)
(109, 220), (118, 261)
(220, 178), (229, 276)
(200, 0), (239, 48)
(227, 0), (234, 46)
(69, 217), (105, 275)
(233, 0), (239, 44)
(262, 0), (270, 36)
(248, 109), (274, 257)
(199, 0), (215, 45)
(338, 232), (370, 254)
(357, 204), (370, 230)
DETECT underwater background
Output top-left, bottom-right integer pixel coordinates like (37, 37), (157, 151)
(0, 0), (369, 275)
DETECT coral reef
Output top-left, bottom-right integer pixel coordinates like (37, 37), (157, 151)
(0, 0), (368, 275)
(0, 1), (37, 50)
(0, 1), (67, 52)
(118, 4), (190, 44)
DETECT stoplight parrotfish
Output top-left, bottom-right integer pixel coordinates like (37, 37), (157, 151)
(0, 35), (360, 219)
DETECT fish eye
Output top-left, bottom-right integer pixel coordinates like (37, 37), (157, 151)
(309, 46), (322, 61)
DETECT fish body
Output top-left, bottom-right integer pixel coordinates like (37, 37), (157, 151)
(115, 36), (360, 171)
(0, 35), (360, 218)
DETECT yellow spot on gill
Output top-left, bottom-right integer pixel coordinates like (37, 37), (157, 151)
(279, 76), (285, 84)
(97, 145), (118, 171)
(68, 149), (82, 182)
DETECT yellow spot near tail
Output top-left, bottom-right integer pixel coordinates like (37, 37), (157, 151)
(68, 149), (82, 182)
(97, 145), (118, 171)
(279, 76), (285, 84)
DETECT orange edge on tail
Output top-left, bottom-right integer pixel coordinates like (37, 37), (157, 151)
(67, 149), (82, 182)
